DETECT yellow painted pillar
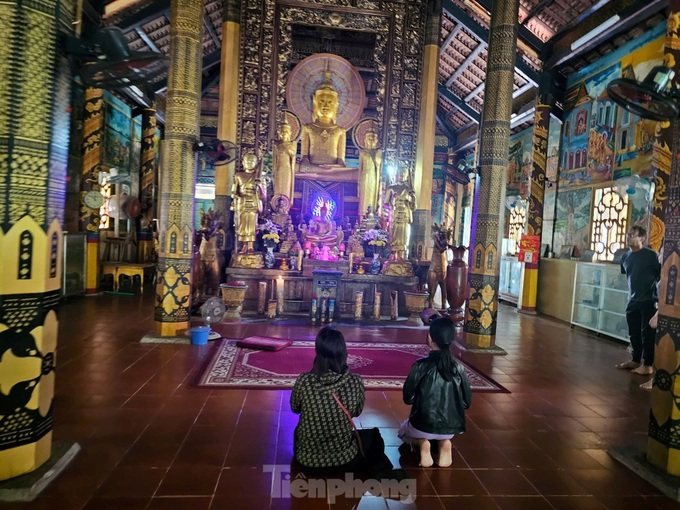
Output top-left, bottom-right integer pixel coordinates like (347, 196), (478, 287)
(647, 0), (680, 474)
(138, 107), (156, 262)
(0, 0), (74, 480)
(80, 87), (104, 293)
(412, 0), (441, 260)
(463, 0), (518, 349)
(154, 0), (204, 337)
(520, 97), (551, 313)
(216, 0), (241, 216)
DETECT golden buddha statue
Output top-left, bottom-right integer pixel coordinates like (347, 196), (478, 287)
(306, 203), (337, 246)
(299, 70), (350, 174)
(386, 168), (416, 260)
(231, 154), (264, 253)
(272, 120), (296, 201)
(357, 130), (382, 219)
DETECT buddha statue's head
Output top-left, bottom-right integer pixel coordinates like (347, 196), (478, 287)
(278, 120), (292, 142)
(365, 130), (379, 150)
(312, 69), (339, 125)
(242, 153), (258, 172)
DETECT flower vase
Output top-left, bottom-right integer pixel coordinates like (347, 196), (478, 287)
(371, 253), (381, 275)
(446, 246), (468, 323)
(264, 246), (276, 269)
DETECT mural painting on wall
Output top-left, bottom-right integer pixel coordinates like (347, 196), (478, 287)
(444, 179), (457, 232)
(546, 117), (561, 185)
(541, 190), (557, 248)
(507, 128), (533, 199)
(553, 188), (592, 256)
(559, 23), (664, 189)
(431, 166), (445, 225)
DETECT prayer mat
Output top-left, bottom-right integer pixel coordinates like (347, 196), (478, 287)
(195, 339), (507, 392)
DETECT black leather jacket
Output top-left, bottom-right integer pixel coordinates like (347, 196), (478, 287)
(403, 351), (472, 435)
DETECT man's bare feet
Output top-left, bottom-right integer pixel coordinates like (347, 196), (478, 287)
(438, 439), (452, 467)
(615, 360), (640, 370)
(631, 365), (654, 375)
(419, 439), (433, 467)
(640, 378), (654, 390)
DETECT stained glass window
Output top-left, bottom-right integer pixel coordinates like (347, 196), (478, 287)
(591, 186), (628, 261)
(508, 204), (527, 255)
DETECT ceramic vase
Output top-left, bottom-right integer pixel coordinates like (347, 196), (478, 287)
(446, 246), (468, 321)
(264, 246), (276, 269)
(371, 253), (381, 274)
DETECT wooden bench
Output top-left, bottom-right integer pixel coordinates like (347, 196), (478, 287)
(102, 262), (156, 293)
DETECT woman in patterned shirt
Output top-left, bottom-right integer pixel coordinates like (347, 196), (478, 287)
(291, 327), (392, 475)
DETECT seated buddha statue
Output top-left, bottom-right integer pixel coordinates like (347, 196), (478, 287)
(306, 203), (337, 246)
(298, 69), (354, 178)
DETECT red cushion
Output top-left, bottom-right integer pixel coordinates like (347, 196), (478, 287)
(236, 336), (292, 351)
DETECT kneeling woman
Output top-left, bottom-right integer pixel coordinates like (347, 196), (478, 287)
(291, 326), (391, 475)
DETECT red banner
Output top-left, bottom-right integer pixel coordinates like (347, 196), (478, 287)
(518, 235), (541, 264)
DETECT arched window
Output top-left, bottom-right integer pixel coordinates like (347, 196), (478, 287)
(590, 186), (628, 261)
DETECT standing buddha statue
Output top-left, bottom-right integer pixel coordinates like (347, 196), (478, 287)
(386, 168), (416, 260)
(272, 119), (296, 201)
(357, 129), (382, 220)
(231, 154), (264, 253)
(299, 69), (349, 173)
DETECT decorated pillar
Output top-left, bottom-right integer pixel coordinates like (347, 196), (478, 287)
(519, 76), (552, 313)
(138, 106), (156, 262)
(647, 0), (680, 474)
(463, 0), (518, 349)
(0, 0), (74, 480)
(154, 0), (204, 336)
(412, 0), (441, 260)
(80, 87), (104, 293)
(216, 0), (241, 217)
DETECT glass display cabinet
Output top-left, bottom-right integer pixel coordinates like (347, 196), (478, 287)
(571, 262), (629, 342)
(62, 233), (87, 298)
(499, 255), (522, 305)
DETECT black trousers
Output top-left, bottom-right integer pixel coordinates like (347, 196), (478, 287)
(626, 300), (657, 366)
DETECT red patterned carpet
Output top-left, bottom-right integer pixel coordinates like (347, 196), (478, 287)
(195, 339), (507, 392)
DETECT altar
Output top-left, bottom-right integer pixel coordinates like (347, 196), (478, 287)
(225, 260), (418, 319)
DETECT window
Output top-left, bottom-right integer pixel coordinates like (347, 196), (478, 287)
(508, 204), (527, 255)
(590, 186), (628, 261)
(619, 130), (628, 151)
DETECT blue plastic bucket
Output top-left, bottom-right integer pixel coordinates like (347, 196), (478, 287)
(190, 326), (210, 345)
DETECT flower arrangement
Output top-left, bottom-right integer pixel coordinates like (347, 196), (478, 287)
(364, 228), (388, 247)
(257, 219), (282, 248)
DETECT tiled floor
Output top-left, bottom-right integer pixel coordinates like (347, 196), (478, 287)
(5, 291), (678, 510)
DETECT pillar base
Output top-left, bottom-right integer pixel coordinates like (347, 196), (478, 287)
(0, 441), (81, 502)
(608, 445), (680, 501)
(455, 331), (508, 355)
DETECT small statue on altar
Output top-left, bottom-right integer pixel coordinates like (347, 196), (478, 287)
(271, 194), (291, 229)
(335, 225), (344, 246)
(231, 153), (264, 253)
(386, 167), (416, 260)
(279, 218), (298, 254)
(357, 129), (382, 218)
(299, 69), (349, 173)
(307, 203), (337, 245)
(272, 119), (296, 202)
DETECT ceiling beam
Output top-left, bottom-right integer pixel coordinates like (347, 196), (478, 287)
(464, 83), (484, 102)
(201, 67), (222, 96)
(438, 84), (480, 124)
(545, 0), (667, 70)
(440, 24), (462, 52)
(153, 50), (221, 94)
(456, 0), (543, 55)
(445, 42), (485, 88)
(134, 26), (160, 53)
(512, 82), (535, 99)
(442, 0), (540, 86)
(436, 106), (458, 141)
(520, 0), (556, 27)
(204, 15), (221, 49)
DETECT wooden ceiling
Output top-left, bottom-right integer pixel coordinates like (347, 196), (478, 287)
(102, 0), (669, 141)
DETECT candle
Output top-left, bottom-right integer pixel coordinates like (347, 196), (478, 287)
(297, 250), (303, 272)
(373, 291), (381, 320)
(354, 291), (363, 319)
(320, 298), (328, 323)
(267, 299), (277, 319)
(390, 290), (398, 320)
(328, 299), (335, 322)
(311, 298), (318, 324)
(257, 281), (267, 315)
(276, 276), (284, 314)
(348, 253), (353, 274)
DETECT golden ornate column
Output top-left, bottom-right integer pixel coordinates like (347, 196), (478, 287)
(647, 0), (680, 474)
(80, 87), (104, 293)
(154, 0), (204, 336)
(138, 106), (156, 262)
(216, 0), (241, 216)
(412, 0), (441, 260)
(462, 0), (518, 349)
(0, 0), (74, 480)
(519, 78), (551, 313)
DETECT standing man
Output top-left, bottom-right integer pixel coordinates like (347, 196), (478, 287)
(615, 226), (661, 383)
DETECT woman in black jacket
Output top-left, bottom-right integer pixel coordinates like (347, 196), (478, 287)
(399, 317), (472, 467)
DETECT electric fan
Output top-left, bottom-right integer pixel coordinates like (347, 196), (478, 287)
(607, 65), (680, 122)
(614, 175), (653, 203)
(200, 296), (225, 341)
(194, 139), (238, 166)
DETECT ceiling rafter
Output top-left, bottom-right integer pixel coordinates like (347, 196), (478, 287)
(436, 106), (458, 141)
(440, 24), (462, 52)
(134, 26), (160, 52)
(114, 0), (170, 31)
(438, 84), (480, 124)
(204, 14), (221, 49)
(445, 42), (485, 88)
